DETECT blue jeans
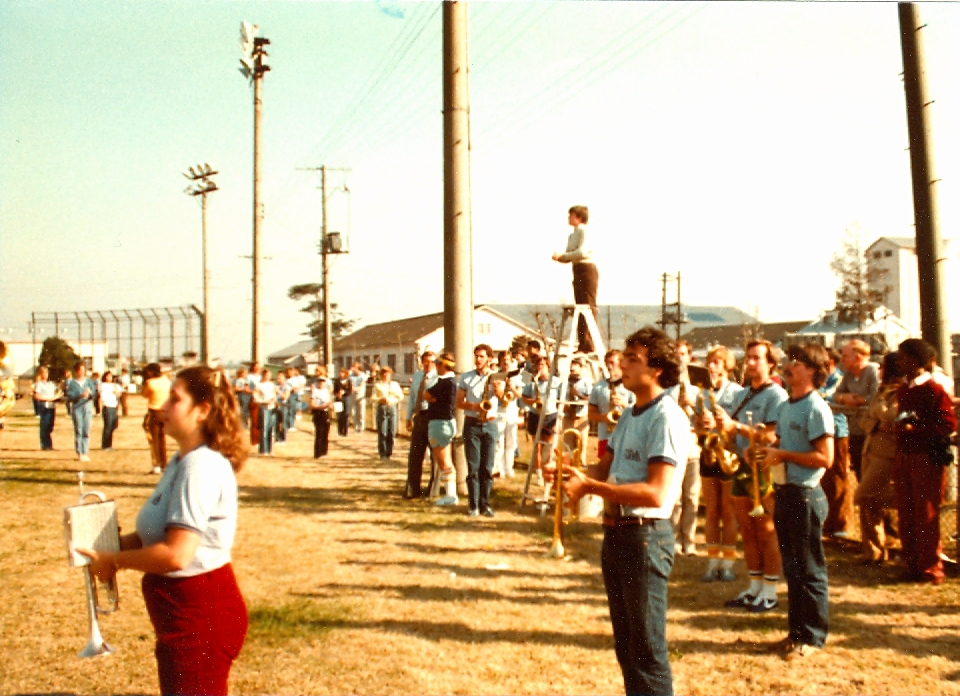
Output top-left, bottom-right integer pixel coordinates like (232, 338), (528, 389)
(101, 406), (118, 449)
(463, 418), (497, 512)
(71, 402), (93, 455)
(275, 402), (287, 443)
(376, 405), (397, 458)
(286, 394), (300, 431)
(39, 407), (55, 450)
(602, 520), (675, 696)
(237, 393), (251, 428)
(259, 407), (275, 454)
(773, 484), (829, 648)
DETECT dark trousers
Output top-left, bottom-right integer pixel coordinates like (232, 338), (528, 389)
(894, 452), (946, 583)
(146, 409), (166, 469)
(405, 413), (432, 497)
(312, 410), (330, 458)
(572, 262), (599, 353)
(142, 563), (248, 696)
(120, 391), (129, 417)
(821, 436), (853, 535)
(602, 520), (675, 696)
(101, 406), (118, 449)
(259, 407), (275, 454)
(337, 403), (349, 436)
(377, 405), (397, 458)
(463, 418), (498, 512)
(848, 434), (866, 480)
(249, 401), (261, 445)
(39, 407), (55, 450)
(773, 484), (829, 648)
(275, 404), (286, 443)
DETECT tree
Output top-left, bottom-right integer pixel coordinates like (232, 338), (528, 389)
(287, 283), (358, 348)
(38, 336), (81, 381)
(830, 223), (887, 329)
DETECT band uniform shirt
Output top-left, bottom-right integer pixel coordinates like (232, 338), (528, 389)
(522, 375), (563, 417)
(495, 373), (523, 423)
(34, 379), (58, 409)
(349, 371), (367, 398)
(426, 373), (457, 421)
(310, 381), (332, 409)
(772, 390), (834, 488)
(562, 375), (593, 418)
(556, 224), (593, 265)
(459, 369), (499, 421)
(246, 372), (262, 392)
(819, 368), (849, 439)
(606, 392), (692, 519)
(373, 379), (404, 407)
(704, 380), (743, 417)
(136, 445), (238, 578)
(288, 373), (307, 397)
(589, 378), (636, 441)
(253, 379), (277, 406)
(730, 382), (789, 457)
(98, 382), (121, 409)
(406, 368), (438, 419)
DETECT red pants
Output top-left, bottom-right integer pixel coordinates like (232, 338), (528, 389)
(249, 401), (261, 446)
(142, 564), (248, 696)
(894, 452), (946, 583)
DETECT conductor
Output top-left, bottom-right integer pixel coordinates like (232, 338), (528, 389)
(552, 205), (598, 353)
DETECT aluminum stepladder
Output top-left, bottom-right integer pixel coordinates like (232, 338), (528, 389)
(519, 304), (608, 514)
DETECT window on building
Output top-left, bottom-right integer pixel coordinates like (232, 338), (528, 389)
(404, 353), (415, 374)
(387, 354), (397, 370)
(884, 250), (893, 257)
(873, 251), (882, 259)
(477, 323), (491, 335)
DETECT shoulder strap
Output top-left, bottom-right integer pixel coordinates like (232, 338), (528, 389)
(731, 382), (772, 421)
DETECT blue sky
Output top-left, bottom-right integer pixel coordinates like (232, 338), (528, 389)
(2, 1), (958, 361)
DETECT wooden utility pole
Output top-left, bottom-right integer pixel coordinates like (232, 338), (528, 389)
(321, 166), (332, 369)
(899, 3), (952, 379)
(443, 1), (473, 488)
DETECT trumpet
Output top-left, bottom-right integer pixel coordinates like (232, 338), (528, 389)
(548, 428), (584, 558)
(745, 412), (766, 518)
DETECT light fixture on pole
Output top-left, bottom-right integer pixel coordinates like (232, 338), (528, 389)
(239, 21), (270, 365)
(183, 164), (219, 365)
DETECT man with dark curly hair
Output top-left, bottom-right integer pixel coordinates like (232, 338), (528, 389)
(564, 327), (690, 696)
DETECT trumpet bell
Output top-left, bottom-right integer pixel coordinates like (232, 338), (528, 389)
(748, 504), (765, 518)
(547, 538), (565, 558)
(79, 569), (115, 658)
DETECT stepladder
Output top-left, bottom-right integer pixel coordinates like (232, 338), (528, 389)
(520, 304), (608, 514)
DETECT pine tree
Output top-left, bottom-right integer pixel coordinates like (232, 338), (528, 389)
(38, 336), (81, 381)
(287, 283), (357, 347)
(830, 223), (886, 329)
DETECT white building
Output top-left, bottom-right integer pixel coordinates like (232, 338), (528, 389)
(1, 339), (109, 378)
(866, 236), (958, 336)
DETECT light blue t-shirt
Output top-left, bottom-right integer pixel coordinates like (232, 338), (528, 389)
(589, 378), (636, 441)
(606, 392), (692, 519)
(522, 376), (563, 416)
(773, 390), (835, 488)
(698, 380), (744, 417)
(135, 445), (238, 578)
(730, 382), (789, 456)
(561, 375), (593, 418)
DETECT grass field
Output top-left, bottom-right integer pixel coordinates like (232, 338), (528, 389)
(2, 396), (959, 695)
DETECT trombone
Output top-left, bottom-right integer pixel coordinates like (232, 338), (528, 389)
(548, 428), (584, 558)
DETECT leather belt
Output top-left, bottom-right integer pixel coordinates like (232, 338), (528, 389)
(602, 515), (664, 528)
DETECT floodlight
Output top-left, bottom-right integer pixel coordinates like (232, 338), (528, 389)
(203, 163), (212, 174)
(240, 22), (258, 56)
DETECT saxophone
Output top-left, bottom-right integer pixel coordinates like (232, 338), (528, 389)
(700, 389), (739, 476)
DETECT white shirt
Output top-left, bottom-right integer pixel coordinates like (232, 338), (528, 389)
(254, 380), (277, 406)
(98, 382), (121, 408)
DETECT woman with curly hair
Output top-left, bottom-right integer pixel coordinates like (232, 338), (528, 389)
(80, 366), (249, 695)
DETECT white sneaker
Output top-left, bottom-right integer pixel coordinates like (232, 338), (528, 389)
(535, 471), (545, 487)
(434, 495), (459, 506)
(152, 466), (162, 474)
(80, 454), (91, 462)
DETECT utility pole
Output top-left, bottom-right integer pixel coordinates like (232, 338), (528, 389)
(183, 164), (218, 364)
(443, 1), (473, 489)
(899, 3), (952, 379)
(240, 22), (270, 364)
(657, 272), (685, 341)
(299, 165), (351, 371)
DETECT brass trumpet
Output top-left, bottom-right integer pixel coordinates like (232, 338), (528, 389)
(548, 428), (584, 558)
(745, 412), (766, 518)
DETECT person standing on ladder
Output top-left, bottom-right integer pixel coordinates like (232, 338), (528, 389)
(552, 205), (598, 354)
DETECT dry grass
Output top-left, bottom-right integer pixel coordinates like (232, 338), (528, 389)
(2, 397), (960, 695)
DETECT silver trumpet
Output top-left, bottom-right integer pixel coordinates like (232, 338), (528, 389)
(72, 472), (119, 658)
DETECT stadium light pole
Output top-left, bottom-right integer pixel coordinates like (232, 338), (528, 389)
(183, 164), (218, 364)
(240, 22), (270, 364)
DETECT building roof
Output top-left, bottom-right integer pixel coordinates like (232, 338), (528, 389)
(267, 339), (317, 364)
(866, 236), (916, 252)
(681, 320), (810, 351)
(333, 311), (447, 353)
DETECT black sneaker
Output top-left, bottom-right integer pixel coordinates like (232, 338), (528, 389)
(724, 593), (756, 608)
(467, 508), (480, 517)
(746, 596), (779, 613)
(481, 507), (495, 518)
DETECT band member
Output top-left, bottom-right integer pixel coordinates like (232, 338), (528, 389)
(759, 343), (835, 661)
(309, 367), (333, 459)
(333, 367), (352, 437)
(405, 352), (437, 499)
(714, 340), (787, 612)
(564, 327), (690, 696)
(373, 366), (404, 459)
(246, 361), (262, 445)
(349, 362), (368, 433)
(664, 340), (701, 556)
(561, 357), (592, 455)
(552, 205), (598, 353)
(80, 366), (248, 696)
(274, 371), (289, 445)
(588, 350), (635, 458)
(253, 369), (278, 456)
(425, 352), (459, 505)
(33, 365), (60, 451)
(493, 351), (522, 478)
(234, 368), (251, 428)
(894, 338), (957, 585)
(521, 355), (562, 486)
(457, 344), (499, 517)
(66, 362), (97, 463)
(0, 342), (16, 440)
(119, 367), (132, 417)
(695, 345), (743, 582)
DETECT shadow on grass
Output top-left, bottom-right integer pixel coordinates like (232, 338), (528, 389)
(338, 557), (602, 584)
(0, 473), (158, 492)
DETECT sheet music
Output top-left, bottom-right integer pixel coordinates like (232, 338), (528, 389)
(63, 501), (120, 567)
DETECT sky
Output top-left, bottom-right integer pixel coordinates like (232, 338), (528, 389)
(2, 1), (959, 362)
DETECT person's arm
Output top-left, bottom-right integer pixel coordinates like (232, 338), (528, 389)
(554, 228), (589, 263)
(566, 458), (675, 509)
(760, 435), (833, 470)
(79, 526), (201, 582)
(405, 372), (419, 421)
